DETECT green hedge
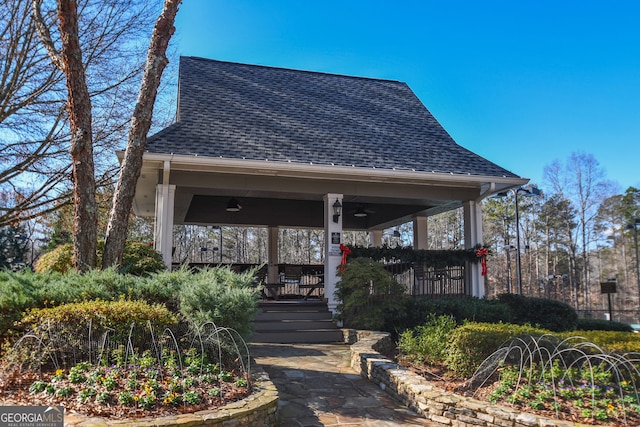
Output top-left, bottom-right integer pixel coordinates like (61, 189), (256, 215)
(399, 320), (640, 380)
(575, 317), (633, 332)
(16, 299), (178, 366)
(558, 329), (640, 353)
(21, 299), (178, 340)
(1, 267), (262, 343)
(36, 268), (140, 305)
(444, 322), (549, 378)
(394, 296), (512, 332)
(382, 293), (574, 337)
(495, 293), (578, 332)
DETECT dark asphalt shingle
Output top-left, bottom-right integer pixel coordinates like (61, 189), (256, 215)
(146, 56), (519, 178)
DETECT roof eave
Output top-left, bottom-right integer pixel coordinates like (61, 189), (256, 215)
(129, 151), (528, 190)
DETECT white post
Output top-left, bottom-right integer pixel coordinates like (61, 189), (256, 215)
(324, 193), (343, 315)
(463, 200), (484, 297)
(370, 230), (383, 247)
(154, 183), (175, 269)
(412, 215), (428, 250)
(267, 226), (279, 284)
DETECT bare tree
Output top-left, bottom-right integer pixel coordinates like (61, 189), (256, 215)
(427, 209), (464, 250)
(32, 0), (179, 270)
(33, 0), (98, 270)
(544, 152), (614, 311)
(3, 0), (165, 228)
(0, 0), (68, 227)
(483, 197), (515, 294)
(102, 0), (180, 268)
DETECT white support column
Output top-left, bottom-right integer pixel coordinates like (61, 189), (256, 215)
(463, 200), (484, 298)
(154, 183), (175, 269)
(267, 226), (279, 284)
(324, 193), (343, 315)
(370, 230), (383, 247)
(412, 215), (428, 250)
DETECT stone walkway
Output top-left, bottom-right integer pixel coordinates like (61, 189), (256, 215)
(250, 343), (438, 427)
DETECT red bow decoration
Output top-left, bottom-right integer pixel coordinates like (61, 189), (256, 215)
(339, 243), (352, 270)
(475, 247), (489, 276)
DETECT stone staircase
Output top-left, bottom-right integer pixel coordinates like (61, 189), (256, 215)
(250, 301), (343, 343)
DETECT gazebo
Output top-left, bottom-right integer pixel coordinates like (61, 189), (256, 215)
(127, 56), (527, 313)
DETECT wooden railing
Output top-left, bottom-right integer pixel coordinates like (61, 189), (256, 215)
(383, 262), (466, 297)
(175, 256), (469, 299)
(174, 263), (325, 300)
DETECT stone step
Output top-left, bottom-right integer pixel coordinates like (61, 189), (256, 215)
(250, 329), (344, 344)
(258, 300), (328, 310)
(253, 319), (335, 332)
(255, 310), (332, 321)
(251, 301), (342, 344)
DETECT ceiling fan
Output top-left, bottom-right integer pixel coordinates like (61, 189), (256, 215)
(349, 205), (375, 218)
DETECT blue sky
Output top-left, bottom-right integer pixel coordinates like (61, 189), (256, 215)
(173, 0), (640, 192)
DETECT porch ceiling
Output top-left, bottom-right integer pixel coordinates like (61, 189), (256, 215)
(132, 153), (528, 230)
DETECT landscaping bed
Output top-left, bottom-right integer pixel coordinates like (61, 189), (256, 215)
(398, 357), (640, 426)
(0, 363), (252, 419)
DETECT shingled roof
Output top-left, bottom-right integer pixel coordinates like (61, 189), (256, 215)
(146, 56), (519, 179)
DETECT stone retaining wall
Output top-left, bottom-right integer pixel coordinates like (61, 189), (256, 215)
(56, 363), (279, 426)
(343, 329), (589, 427)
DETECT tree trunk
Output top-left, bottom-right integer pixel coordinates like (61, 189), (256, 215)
(58, 0), (97, 271)
(102, 0), (181, 268)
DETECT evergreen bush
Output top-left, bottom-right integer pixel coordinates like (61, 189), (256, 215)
(1, 266), (264, 363)
(0, 270), (39, 337)
(397, 314), (457, 366)
(397, 295), (512, 332)
(35, 268), (140, 305)
(575, 317), (633, 332)
(128, 267), (191, 312)
(496, 293), (578, 332)
(335, 258), (407, 330)
(444, 322), (549, 378)
(558, 329), (640, 353)
(34, 241), (165, 276)
(118, 242), (165, 276)
(178, 267), (261, 339)
(34, 243), (74, 273)
(21, 299), (178, 343)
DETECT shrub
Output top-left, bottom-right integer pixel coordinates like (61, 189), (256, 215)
(21, 299), (178, 340)
(0, 270), (39, 336)
(178, 267), (261, 339)
(34, 242), (165, 276)
(575, 317), (633, 332)
(397, 314), (457, 366)
(496, 293), (577, 332)
(335, 258), (407, 330)
(397, 295), (512, 332)
(119, 242), (165, 276)
(34, 268), (141, 306)
(2, 266), (264, 356)
(444, 322), (549, 377)
(34, 243), (74, 273)
(128, 267), (191, 312)
(558, 329), (640, 353)
(14, 299), (178, 368)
